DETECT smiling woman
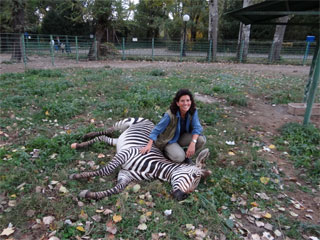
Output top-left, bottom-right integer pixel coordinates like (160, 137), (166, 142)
(140, 89), (206, 164)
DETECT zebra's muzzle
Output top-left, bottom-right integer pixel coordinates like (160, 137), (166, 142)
(172, 189), (189, 201)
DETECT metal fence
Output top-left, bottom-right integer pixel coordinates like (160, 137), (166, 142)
(0, 33), (316, 67)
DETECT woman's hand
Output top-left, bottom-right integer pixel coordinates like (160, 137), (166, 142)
(186, 142), (196, 158)
(140, 139), (153, 155)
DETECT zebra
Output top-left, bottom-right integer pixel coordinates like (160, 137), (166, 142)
(70, 117), (211, 201)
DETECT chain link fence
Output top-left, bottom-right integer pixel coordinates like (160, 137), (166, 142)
(0, 33), (316, 67)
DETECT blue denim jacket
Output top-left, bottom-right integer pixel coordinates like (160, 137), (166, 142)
(149, 109), (203, 144)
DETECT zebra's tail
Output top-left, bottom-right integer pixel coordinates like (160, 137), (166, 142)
(71, 135), (118, 149)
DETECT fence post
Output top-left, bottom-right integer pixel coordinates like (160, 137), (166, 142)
(269, 42), (274, 64)
(152, 38), (154, 61)
(75, 36), (79, 63)
(21, 34), (27, 68)
(122, 37), (126, 60)
(50, 35), (54, 66)
(37, 35), (40, 54)
(208, 40), (212, 63)
(302, 41), (311, 65)
(303, 46), (320, 125)
(94, 37), (98, 60)
(180, 39), (183, 62)
(239, 40), (244, 63)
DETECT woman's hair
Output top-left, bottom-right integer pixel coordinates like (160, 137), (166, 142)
(170, 89), (196, 115)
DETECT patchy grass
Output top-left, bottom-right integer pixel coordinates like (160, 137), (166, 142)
(276, 123), (320, 185)
(0, 65), (319, 239)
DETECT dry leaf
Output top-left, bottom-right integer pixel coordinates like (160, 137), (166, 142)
(289, 211), (298, 217)
(268, 144), (276, 149)
(113, 215), (122, 223)
(137, 223), (147, 230)
(79, 210), (88, 220)
(76, 226), (85, 232)
(59, 185), (69, 193)
(164, 209), (172, 216)
(106, 221), (117, 234)
(103, 209), (113, 215)
(132, 184), (141, 193)
(146, 211), (152, 217)
(91, 215), (101, 222)
(251, 202), (259, 207)
(228, 151), (235, 156)
(43, 216), (55, 225)
(98, 153), (105, 158)
(0, 227), (15, 236)
(45, 111), (50, 116)
(263, 213), (272, 219)
(8, 200), (17, 207)
(260, 177), (270, 185)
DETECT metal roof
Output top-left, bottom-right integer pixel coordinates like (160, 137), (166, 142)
(225, 0), (320, 25)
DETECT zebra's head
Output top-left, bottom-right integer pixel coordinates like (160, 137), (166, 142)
(171, 148), (211, 201)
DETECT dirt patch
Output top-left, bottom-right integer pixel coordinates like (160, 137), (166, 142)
(0, 54), (309, 77)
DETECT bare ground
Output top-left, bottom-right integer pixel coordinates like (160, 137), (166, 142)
(1, 55), (319, 237)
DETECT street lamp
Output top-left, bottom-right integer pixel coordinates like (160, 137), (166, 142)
(182, 14), (190, 57)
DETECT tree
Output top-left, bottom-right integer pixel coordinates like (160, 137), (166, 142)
(208, 0), (218, 61)
(236, 0), (251, 62)
(11, 0), (26, 62)
(268, 16), (290, 62)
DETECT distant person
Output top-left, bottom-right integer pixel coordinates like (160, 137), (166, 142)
(140, 89), (206, 164)
(60, 43), (65, 53)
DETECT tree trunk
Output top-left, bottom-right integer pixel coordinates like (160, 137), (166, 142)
(88, 25), (105, 60)
(208, 0), (218, 61)
(269, 16), (290, 62)
(11, 0), (25, 62)
(236, 0), (251, 62)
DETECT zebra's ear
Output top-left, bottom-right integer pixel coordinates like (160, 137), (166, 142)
(195, 148), (210, 169)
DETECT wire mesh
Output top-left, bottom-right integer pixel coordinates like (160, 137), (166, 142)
(0, 33), (316, 67)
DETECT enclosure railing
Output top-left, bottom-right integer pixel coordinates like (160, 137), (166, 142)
(0, 33), (316, 68)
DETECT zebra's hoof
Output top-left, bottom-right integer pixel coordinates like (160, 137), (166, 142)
(79, 190), (89, 198)
(71, 143), (77, 149)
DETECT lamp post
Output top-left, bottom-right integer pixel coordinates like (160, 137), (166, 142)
(182, 14), (190, 57)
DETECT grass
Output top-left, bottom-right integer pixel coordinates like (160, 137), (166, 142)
(275, 123), (320, 185)
(0, 65), (319, 239)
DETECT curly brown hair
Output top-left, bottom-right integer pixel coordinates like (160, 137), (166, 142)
(169, 89), (196, 115)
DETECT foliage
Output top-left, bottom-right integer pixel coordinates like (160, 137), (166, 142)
(276, 123), (320, 184)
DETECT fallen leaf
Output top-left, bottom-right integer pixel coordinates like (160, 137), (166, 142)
(91, 215), (101, 222)
(228, 151), (235, 156)
(98, 153), (105, 158)
(255, 221), (264, 227)
(260, 177), (270, 185)
(59, 185), (69, 193)
(146, 211), (152, 217)
(43, 216), (55, 225)
(132, 184), (141, 193)
(225, 141), (235, 145)
(0, 227), (15, 236)
(263, 213), (272, 219)
(106, 221), (117, 234)
(8, 200), (17, 207)
(251, 202), (259, 207)
(137, 223), (147, 230)
(186, 224), (195, 230)
(268, 144), (276, 149)
(274, 229), (282, 237)
(289, 211), (298, 217)
(164, 209), (172, 216)
(79, 210), (88, 220)
(103, 209), (113, 215)
(76, 226), (85, 232)
(113, 215), (122, 223)
(45, 111), (50, 116)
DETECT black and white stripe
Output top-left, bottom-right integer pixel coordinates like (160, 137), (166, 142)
(70, 117), (210, 201)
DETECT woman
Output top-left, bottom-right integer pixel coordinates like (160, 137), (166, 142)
(140, 89), (206, 163)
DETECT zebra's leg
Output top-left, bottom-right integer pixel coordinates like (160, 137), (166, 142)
(82, 127), (116, 141)
(71, 135), (118, 149)
(69, 151), (127, 179)
(79, 170), (135, 200)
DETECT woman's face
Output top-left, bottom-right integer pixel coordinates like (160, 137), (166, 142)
(176, 95), (191, 114)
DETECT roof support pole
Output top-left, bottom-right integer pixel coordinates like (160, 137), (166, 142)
(303, 41), (320, 125)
